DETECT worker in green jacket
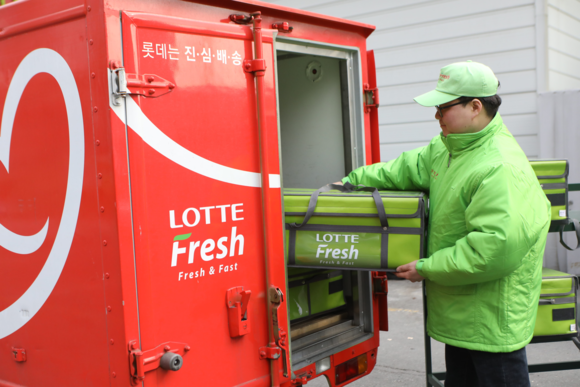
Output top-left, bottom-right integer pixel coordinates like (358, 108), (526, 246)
(342, 61), (551, 387)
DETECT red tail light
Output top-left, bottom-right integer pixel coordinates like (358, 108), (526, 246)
(335, 353), (368, 385)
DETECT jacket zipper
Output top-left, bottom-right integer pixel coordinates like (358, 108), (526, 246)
(448, 153), (452, 167)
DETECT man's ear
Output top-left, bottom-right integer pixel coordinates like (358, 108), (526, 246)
(471, 98), (483, 117)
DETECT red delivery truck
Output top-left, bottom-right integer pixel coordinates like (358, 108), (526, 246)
(0, 0), (388, 386)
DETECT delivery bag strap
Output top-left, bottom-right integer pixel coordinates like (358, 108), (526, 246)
(290, 183), (389, 229)
(559, 218), (580, 251)
(288, 270), (342, 288)
(538, 296), (576, 305)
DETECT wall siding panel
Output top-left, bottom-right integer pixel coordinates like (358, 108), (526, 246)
(368, 6), (535, 50)
(549, 70), (580, 89)
(351, 0), (534, 31)
(548, 1), (580, 87)
(376, 49), (537, 87)
(303, 0), (436, 19)
(549, 49), (580, 80)
(374, 27), (536, 68)
(264, 0), (541, 160)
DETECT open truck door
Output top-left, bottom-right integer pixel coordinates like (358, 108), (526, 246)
(111, 11), (290, 386)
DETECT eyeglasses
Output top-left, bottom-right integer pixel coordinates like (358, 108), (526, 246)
(435, 101), (463, 117)
(436, 98), (475, 117)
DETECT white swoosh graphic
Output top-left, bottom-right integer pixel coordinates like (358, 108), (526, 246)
(0, 221), (49, 255)
(0, 48), (84, 339)
(0, 51), (53, 255)
(109, 70), (280, 188)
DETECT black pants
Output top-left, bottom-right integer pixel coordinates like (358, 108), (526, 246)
(444, 344), (530, 387)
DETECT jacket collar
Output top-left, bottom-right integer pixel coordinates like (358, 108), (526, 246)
(440, 113), (504, 155)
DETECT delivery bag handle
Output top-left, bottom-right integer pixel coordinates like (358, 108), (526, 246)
(290, 182), (389, 229)
(559, 218), (580, 251)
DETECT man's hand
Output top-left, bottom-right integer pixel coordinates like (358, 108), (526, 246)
(395, 260), (425, 282)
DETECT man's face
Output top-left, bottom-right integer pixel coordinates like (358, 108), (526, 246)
(435, 99), (474, 137)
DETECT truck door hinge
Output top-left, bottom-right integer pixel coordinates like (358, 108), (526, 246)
(363, 83), (379, 113)
(111, 68), (175, 105)
(372, 272), (389, 331)
(372, 272), (388, 295)
(291, 371), (313, 385)
(272, 22), (293, 33)
(259, 343), (282, 360)
(128, 341), (189, 385)
(243, 59), (267, 74)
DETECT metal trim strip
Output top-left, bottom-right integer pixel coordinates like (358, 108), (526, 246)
(0, 5), (86, 40)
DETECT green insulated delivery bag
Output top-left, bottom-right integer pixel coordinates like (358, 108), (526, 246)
(287, 268), (346, 323)
(530, 159), (569, 224)
(533, 268), (578, 340)
(284, 184), (427, 271)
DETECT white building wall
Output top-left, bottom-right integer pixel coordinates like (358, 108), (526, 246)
(265, 0), (542, 161)
(547, 0), (580, 90)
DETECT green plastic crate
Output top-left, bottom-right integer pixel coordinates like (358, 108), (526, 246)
(287, 268), (346, 322)
(533, 268), (578, 340)
(284, 185), (427, 271)
(530, 159), (569, 224)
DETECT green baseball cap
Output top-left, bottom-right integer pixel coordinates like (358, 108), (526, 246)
(414, 60), (499, 107)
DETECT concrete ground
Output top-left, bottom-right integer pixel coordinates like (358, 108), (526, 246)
(306, 279), (580, 387)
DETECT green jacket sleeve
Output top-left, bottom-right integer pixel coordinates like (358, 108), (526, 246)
(342, 144), (432, 191)
(419, 163), (550, 286)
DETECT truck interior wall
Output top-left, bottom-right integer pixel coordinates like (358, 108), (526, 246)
(277, 53), (352, 189)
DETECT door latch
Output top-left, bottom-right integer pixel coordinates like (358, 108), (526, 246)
(226, 286), (252, 337)
(111, 67), (175, 105)
(128, 341), (189, 385)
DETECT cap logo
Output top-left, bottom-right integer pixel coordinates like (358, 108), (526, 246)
(439, 74), (450, 81)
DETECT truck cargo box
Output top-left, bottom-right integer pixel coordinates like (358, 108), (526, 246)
(0, 1), (391, 386)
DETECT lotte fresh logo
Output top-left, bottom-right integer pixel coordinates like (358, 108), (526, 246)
(0, 49), (84, 339)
